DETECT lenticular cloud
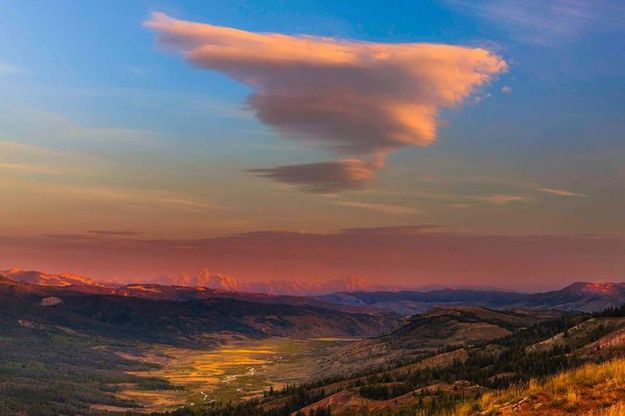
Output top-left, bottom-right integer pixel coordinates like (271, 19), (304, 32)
(146, 12), (507, 192)
(249, 159), (381, 193)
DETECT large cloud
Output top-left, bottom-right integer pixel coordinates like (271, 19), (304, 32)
(146, 13), (506, 191)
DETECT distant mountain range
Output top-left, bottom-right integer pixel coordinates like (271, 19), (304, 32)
(153, 270), (403, 295)
(0, 268), (403, 296)
(318, 282), (625, 314)
(2, 268), (625, 314)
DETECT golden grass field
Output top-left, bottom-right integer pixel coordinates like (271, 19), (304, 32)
(114, 337), (357, 412)
(447, 358), (625, 416)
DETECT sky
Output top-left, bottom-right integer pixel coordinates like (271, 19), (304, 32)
(1, 1), (624, 290)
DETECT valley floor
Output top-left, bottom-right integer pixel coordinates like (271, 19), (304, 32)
(109, 337), (358, 412)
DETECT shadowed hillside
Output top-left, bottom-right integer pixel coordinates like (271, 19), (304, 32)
(0, 275), (400, 345)
(312, 306), (568, 375)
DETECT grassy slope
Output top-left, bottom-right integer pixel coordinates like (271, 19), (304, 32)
(448, 358), (625, 415)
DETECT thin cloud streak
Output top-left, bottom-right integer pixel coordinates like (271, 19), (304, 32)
(332, 200), (419, 215)
(470, 193), (533, 205)
(0, 178), (220, 214)
(448, 0), (625, 46)
(88, 230), (138, 237)
(0, 162), (81, 176)
(538, 188), (588, 198)
(0, 62), (18, 75)
(0, 140), (109, 177)
(146, 13), (506, 192)
(0, 140), (96, 161)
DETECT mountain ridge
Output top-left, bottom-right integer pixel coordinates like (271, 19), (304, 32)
(0, 275), (400, 345)
(3, 268), (625, 314)
(319, 282), (625, 314)
(1, 268), (404, 296)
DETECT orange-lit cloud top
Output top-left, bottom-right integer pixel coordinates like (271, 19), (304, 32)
(146, 13), (507, 192)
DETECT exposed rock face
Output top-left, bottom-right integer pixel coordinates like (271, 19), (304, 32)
(196, 270), (241, 291)
(562, 282), (625, 296)
(40, 296), (62, 306)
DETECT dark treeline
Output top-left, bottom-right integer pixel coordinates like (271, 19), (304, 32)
(151, 386), (329, 416)
(356, 316), (575, 401)
(597, 304), (625, 318)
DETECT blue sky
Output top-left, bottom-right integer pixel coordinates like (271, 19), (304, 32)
(1, 0), (624, 243)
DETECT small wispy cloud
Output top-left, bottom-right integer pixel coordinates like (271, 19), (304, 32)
(0, 140), (87, 159)
(0, 62), (18, 75)
(448, 0), (625, 46)
(470, 193), (532, 205)
(538, 188), (588, 198)
(0, 108), (159, 144)
(333, 200), (419, 215)
(0, 140), (106, 177)
(0, 162), (85, 176)
(448, 203), (479, 209)
(151, 193), (220, 212)
(88, 230), (138, 237)
(1, 178), (220, 215)
(78, 187), (219, 213)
